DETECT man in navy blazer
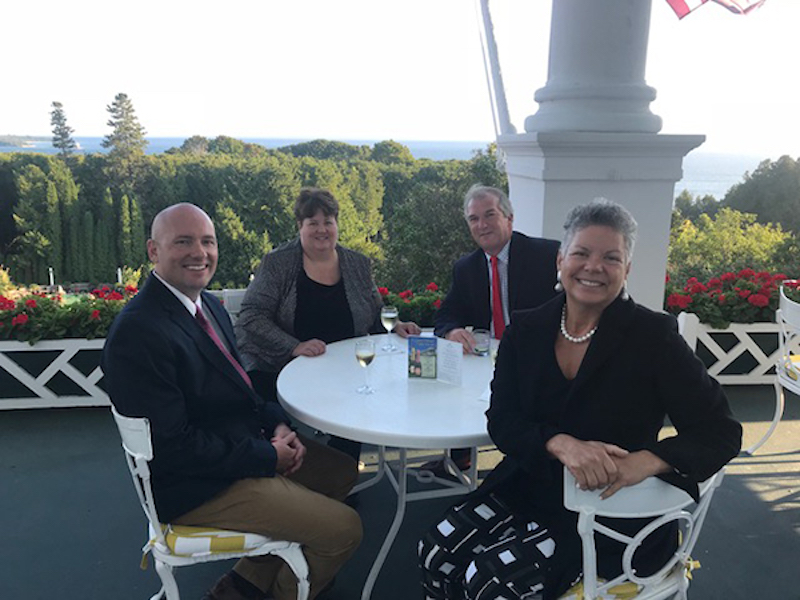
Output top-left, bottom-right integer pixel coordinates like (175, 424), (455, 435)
(428, 185), (560, 472)
(102, 204), (361, 600)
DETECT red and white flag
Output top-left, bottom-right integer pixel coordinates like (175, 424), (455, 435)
(666, 0), (767, 19)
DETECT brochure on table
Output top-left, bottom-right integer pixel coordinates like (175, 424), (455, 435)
(407, 336), (462, 385)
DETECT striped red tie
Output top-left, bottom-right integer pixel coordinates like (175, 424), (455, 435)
(491, 255), (505, 339)
(195, 308), (252, 388)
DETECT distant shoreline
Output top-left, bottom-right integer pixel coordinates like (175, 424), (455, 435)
(0, 135), (766, 199)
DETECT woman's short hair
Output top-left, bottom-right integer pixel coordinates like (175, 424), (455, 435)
(463, 184), (513, 219)
(561, 198), (638, 259)
(294, 188), (339, 222)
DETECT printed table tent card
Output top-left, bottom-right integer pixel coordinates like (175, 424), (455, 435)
(407, 336), (462, 385)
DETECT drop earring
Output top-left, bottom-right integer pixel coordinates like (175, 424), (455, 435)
(554, 270), (564, 292)
(621, 281), (629, 301)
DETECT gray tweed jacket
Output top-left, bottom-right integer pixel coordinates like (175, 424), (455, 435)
(236, 238), (383, 374)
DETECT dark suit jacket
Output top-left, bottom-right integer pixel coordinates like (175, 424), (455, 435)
(481, 294), (742, 598)
(102, 274), (288, 522)
(434, 231), (560, 337)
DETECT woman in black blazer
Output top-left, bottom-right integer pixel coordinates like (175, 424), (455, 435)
(418, 200), (742, 600)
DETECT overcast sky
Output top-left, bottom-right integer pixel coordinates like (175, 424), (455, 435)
(4, 0), (797, 158)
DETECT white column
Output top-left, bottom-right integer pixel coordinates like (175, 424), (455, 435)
(526, 0), (662, 134)
(497, 0), (705, 311)
(499, 132), (704, 311)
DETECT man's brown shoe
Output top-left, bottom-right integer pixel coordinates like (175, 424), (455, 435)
(202, 571), (266, 600)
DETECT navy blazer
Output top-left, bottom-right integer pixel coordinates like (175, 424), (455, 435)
(102, 274), (288, 522)
(434, 231), (560, 337)
(481, 294), (742, 598)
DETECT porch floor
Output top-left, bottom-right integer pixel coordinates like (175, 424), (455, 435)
(1, 385), (797, 599)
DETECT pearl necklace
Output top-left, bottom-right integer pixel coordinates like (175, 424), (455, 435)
(560, 305), (598, 344)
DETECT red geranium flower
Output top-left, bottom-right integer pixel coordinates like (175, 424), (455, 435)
(398, 290), (413, 299)
(107, 291), (124, 301)
(426, 282), (439, 292)
(25, 298), (37, 308)
(688, 283), (707, 294)
(666, 293), (692, 309)
(378, 287), (389, 297)
(737, 288), (752, 299)
(0, 296), (15, 310)
(738, 268), (755, 279)
(707, 278), (721, 288)
(720, 272), (736, 282)
(90, 309), (101, 320)
(747, 294), (770, 307)
(433, 299), (442, 309)
(718, 294), (726, 304)
(12, 314), (29, 326)
(125, 285), (139, 294)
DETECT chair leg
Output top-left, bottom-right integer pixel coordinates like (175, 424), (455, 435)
(153, 560), (180, 600)
(279, 546), (311, 600)
(744, 380), (785, 455)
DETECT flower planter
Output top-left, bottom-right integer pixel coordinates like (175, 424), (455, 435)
(695, 322), (784, 385)
(0, 339), (110, 410)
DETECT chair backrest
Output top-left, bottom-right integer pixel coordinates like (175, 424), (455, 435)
(676, 311), (699, 352)
(110, 405), (169, 548)
(777, 286), (800, 383)
(221, 289), (247, 323)
(563, 467), (724, 599)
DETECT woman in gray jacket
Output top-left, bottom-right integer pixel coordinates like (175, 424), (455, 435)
(237, 188), (420, 461)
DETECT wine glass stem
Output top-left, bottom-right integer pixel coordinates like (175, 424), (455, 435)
(364, 364), (370, 389)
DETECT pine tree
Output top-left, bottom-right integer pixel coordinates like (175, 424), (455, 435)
(102, 93), (148, 192)
(45, 181), (63, 277)
(81, 210), (95, 280)
(129, 195), (146, 266)
(118, 194), (133, 267)
(50, 101), (77, 158)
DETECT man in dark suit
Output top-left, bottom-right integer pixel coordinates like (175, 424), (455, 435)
(428, 185), (560, 473)
(102, 203), (361, 600)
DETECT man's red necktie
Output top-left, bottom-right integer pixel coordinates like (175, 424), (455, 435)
(490, 255), (505, 339)
(195, 307), (253, 388)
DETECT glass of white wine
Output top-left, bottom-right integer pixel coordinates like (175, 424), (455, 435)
(355, 338), (376, 394)
(380, 305), (399, 352)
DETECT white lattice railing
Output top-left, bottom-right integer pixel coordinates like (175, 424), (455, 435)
(696, 322), (786, 385)
(0, 339), (110, 410)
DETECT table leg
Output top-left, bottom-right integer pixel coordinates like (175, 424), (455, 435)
(352, 445), (387, 495)
(361, 448), (409, 600)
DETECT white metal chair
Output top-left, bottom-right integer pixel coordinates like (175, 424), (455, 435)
(561, 468), (724, 600)
(222, 288), (247, 324)
(676, 312), (699, 353)
(110, 405), (310, 600)
(745, 285), (800, 454)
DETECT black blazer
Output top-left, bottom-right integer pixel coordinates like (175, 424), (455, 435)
(434, 231), (560, 337)
(482, 294), (742, 598)
(102, 274), (288, 522)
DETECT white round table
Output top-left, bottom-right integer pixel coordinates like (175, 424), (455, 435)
(277, 333), (495, 600)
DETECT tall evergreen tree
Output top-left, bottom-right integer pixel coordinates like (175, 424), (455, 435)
(102, 93), (148, 192)
(50, 101), (77, 158)
(129, 195), (147, 266)
(98, 188), (118, 277)
(45, 181), (63, 277)
(81, 210), (95, 280)
(118, 194), (133, 267)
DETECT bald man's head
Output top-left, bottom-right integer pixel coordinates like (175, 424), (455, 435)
(147, 204), (218, 301)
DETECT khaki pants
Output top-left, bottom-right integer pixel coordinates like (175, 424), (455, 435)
(175, 435), (362, 600)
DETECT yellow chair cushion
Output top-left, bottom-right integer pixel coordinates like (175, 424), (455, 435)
(156, 524), (270, 557)
(784, 355), (800, 381)
(559, 579), (641, 599)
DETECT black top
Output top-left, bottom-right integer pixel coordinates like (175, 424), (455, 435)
(294, 269), (355, 344)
